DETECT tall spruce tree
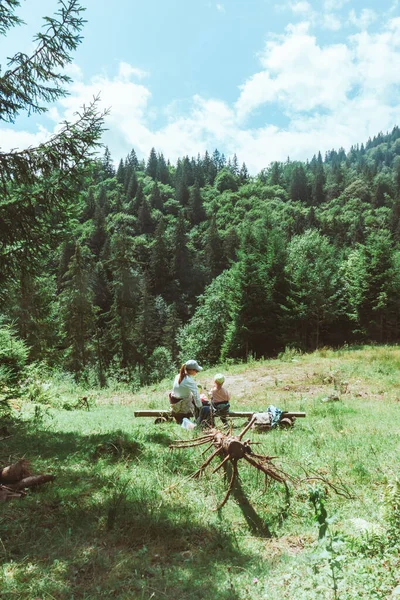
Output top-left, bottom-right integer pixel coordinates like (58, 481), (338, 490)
(149, 182), (163, 211)
(102, 147), (115, 179)
(10, 268), (59, 361)
(60, 243), (96, 376)
(107, 225), (139, 371)
(137, 197), (154, 235)
(146, 147), (158, 180)
(188, 181), (205, 224)
(284, 230), (340, 349)
(311, 152), (326, 205)
(150, 218), (171, 296)
(116, 159), (125, 185)
(290, 165), (309, 203)
(0, 1), (104, 283)
(204, 214), (224, 280)
(156, 153), (169, 184)
(134, 274), (160, 381)
(221, 227), (281, 359)
(126, 170), (138, 202)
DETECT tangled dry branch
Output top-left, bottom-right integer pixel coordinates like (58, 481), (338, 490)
(170, 418), (292, 510)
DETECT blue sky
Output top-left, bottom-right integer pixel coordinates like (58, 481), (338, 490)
(1, 0), (399, 172)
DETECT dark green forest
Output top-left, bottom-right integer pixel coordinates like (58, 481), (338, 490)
(3, 124), (400, 386)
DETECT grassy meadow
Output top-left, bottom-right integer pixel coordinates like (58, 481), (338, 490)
(1, 345), (400, 599)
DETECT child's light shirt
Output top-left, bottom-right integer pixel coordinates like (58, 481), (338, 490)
(210, 385), (230, 404)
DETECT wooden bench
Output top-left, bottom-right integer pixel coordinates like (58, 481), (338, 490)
(134, 410), (306, 426)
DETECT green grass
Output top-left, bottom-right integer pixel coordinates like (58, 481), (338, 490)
(1, 345), (400, 599)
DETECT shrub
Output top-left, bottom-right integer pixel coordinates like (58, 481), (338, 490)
(146, 346), (174, 383)
(0, 319), (28, 383)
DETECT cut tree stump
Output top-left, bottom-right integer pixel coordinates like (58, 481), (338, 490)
(0, 460), (31, 483)
(0, 460), (55, 501)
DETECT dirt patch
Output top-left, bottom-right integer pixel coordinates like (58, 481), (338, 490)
(263, 534), (313, 560)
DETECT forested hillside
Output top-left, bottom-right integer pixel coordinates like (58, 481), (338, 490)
(2, 127), (400, 386)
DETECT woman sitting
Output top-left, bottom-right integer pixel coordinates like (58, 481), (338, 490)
(169, 360), (203, 424)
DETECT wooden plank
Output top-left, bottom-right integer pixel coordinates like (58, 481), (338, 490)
(134, 410), (306, 418)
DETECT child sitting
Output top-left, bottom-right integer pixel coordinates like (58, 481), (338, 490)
(209, 373), (230, 424)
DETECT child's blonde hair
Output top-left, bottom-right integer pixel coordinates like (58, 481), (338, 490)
(214, 373), (225, 385)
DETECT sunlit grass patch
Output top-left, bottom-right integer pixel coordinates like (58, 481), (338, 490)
(1, 345), (400, 598)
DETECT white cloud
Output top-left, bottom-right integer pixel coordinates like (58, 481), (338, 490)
(118, 62), (149, 80)
(279, 4), (342, 31)
(289, 1), (313, 16)
(216, 3), (225, 12)
(323, 0), (349, 11)
(2, 17), (400, 174)
(64, 63), (84, 80)
(0, 126), (50, 153)
(321, 13), (342, 31)
(348, 8), (377, 30)
(236, 27), (353, 117)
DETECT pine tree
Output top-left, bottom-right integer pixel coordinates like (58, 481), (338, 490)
(170, 212), (193, 319)
(126, 170), (138, 202)
(171, 212), (190, 287)
(82, 187), (96, 222)
(150, 182), (163, 211)
(205, 214), (224, 280)
(212, 149), (222, 171)
(312, 153), (326, 205)
(89, 201), (107, 259)
(355, 231), (399, 342)
(194, 153), (205, 187)
(107, 225), (139, 370)
(102, 147), (115, 178)
(290, 165), (309, 203)
(204, 150), (217, 184)
(146, 147), (158, 179)
(116, 159), (125, 185)
(176, 178), (190, 206)
(178, 270), (235, 365)
(123, 162), (133, 192)
(93, 262), (112, 325)
(223, 228), (240, 265)
(150, 218), (171, 296)
(373, 174), (393, 208)
(156, 153), (170, 184)
(12, 268), (59, 361)
(232, 154), (239, 176)
(188, 181), (205, 224)
(126, 148), (139, 170)
(0, 1), (104, 283)
(162, 303), (181, 361)
(394, 160), (400, 199)
(137, 197), (154, 235)
(221, 228), (281, 360)
(57, 240), (76, 289)
(239, 163), (249, 182)
(60, 243), (96, 376)
(270, 162), (281, 186)
(284, 230), (340, 349)
(127, 181), (144, 215)
(134, 274), (160, 381)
